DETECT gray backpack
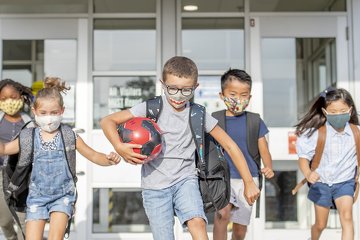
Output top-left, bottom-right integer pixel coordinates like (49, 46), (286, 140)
(146, 96), (231, 213)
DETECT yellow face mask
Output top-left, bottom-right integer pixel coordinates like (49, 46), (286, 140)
(0, 98), (24, 116)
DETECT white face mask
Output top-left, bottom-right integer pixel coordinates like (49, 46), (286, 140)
(35, 115), (62, 132)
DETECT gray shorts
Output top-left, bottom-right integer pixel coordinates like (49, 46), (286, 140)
(229, 177), (259, 225)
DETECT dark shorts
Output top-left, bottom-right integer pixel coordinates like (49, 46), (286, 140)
(308, 179), (355, 208)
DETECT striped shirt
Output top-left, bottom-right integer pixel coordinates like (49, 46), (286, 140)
(296, 122), (359, 186)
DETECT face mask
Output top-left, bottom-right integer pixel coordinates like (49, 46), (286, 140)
(223, 97), (249, 115)
(35, 115), (62, 132)
(323, 109), (351, 130)
(0, 98), (24, 116)
(164, 90), (194, 109)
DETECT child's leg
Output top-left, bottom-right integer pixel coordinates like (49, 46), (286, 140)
(142, 187), (175, 240)
(25, 220), (46, 240)
(173, 178), (208, 240)
(232, 223), (247, 240)
(187, 217), (208, 240)
(213, 204), (232, 240)
(334, 196), (354, 240)
(48, 211), (69, 240)
(311, 204), (330, 240)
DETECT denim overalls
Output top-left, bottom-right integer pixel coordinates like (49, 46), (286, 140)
(26, 128), (76, 221)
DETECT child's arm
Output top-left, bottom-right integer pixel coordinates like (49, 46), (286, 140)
(209, 125), (260, 205)
(76, 135), (121, 166)
(298, 157), (319, 184)
(258, 136), (274, 179)
(100, 109), (147, 165)
(0, 139), (20, 156)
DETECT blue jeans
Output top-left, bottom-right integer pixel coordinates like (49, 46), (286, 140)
(142, 177), (206, 240)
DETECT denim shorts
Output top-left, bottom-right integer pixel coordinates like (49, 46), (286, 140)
(308, 179), (355, 208)
(142, 177), (206, 240)
(26, 181), (76, 221)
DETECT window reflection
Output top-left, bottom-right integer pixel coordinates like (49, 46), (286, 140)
(92, 188), (150, 233)
(262, 37), (336, 127)
(265, 171), (297, 224)
(182, 18), (244, 70)
(93, 19), (156, 71)
(194, 76), (224, 114)
(93, 76), (156, 128)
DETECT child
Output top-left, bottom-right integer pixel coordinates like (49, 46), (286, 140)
(212, 69), (274, 240)
(0, 77), (121, 240)
(100, 56), (260, 240)
(295, 87), (359, 240)
(0, 79), (33, 240)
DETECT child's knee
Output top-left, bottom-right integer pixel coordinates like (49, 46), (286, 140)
(187, 217), (206, 229)
(313, 221), (327, 231)
(232, 224), (247, 240)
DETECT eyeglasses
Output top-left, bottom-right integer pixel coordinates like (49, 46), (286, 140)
(162, 83), (195, 96)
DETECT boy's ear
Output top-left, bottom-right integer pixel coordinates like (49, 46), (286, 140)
(31, 107), (36, 115)
(219, 92), (224, 100)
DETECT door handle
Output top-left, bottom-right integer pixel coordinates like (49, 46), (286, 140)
(72, 128), (85, 134)
(76, 171), (85, 176)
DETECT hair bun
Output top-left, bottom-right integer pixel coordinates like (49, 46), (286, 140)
(43, 77), (70, 94)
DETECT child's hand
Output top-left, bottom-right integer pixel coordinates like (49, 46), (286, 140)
(115, 143), (147, 165)
(306, 171), (320, 184)
(106, 152), (121, 165)
(243, 181), (260, 206)
(261, 167), (274, 179)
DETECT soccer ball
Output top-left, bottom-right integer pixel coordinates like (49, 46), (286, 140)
(117, 117), (162, 162)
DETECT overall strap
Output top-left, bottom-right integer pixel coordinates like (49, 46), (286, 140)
(350, 124), (360, 202)
(146, 96), (163, 123)
(59, 124), (77, 239)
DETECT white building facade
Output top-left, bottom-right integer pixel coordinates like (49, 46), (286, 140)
(1, 0), (360, 239)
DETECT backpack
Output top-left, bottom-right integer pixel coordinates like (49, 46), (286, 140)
(211, 110), (262, 217)
(292, 124), (360, 204)
(3, 123), (77, 239)
(146, 96), (231, 213)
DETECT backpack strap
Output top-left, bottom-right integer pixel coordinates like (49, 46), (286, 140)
(245, 112), (262, 218)
(310, 125), (326, 170)
(292, 125), (327, 195)
(350, 124), (360, 202)
(146, 96), (163, 123)
(59, 124), (77, 238)
(6, 127), (35, 239)
(212, 110), (226, 130)
(189, 103), (206, 165)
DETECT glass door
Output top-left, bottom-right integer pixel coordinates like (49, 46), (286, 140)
(0, 17), (82, 239)
(249, 15), (351, 240)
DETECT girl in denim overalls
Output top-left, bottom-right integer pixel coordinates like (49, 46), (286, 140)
(295, 87), (360, 240)
(0, 77), (120, 240)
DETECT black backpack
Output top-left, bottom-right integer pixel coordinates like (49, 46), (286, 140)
(211, 110), (262, 217)
(146, 96), (231, 213)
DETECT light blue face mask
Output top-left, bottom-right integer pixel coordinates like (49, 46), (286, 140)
(324, 110), (351, 130)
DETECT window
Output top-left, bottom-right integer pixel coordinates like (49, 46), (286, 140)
(93, 19), (156, 71)
(92, 188), (150, 233)
(182, 18), (245, 71)
(93, 76), (156, 128)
